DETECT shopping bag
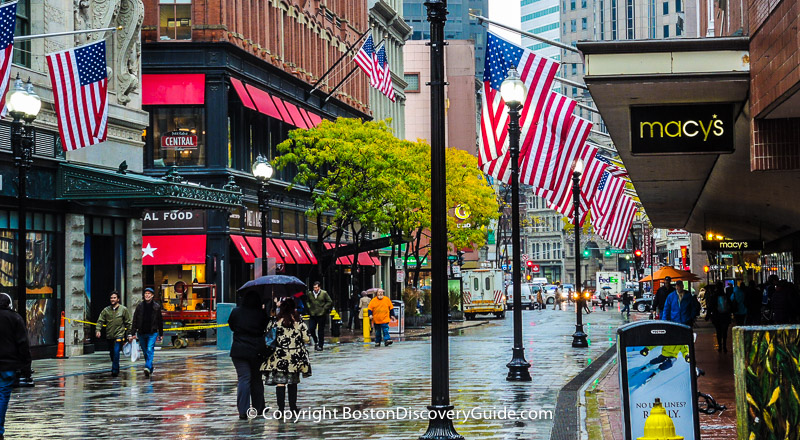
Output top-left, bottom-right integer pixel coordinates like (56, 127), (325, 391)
(130, 339), (141, 362)
(122, 341), (132, 356)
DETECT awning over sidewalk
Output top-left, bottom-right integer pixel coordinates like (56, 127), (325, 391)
(284, 239), (312, 265)
(56, 164), (242, 210)
(141, 74), (205, 105)
(233, 76), (324, 129)
(300, 240), (318, 265)
(324, 242), (354, 266)
(244, 236), (283, 264)
(271, 239), (297, 265)
(231, 235), (256, 264)
(142, 235), (206, 265)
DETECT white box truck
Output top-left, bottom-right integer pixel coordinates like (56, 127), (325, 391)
(462, 269), (507, 320)
(596, 271), (625, 303)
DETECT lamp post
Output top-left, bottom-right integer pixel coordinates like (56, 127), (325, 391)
(252, 155), (274, 277)
(7, 75), (41, 316)
(571, 159), (588, 348)
(420, 1), (463, 439)
(501, 67), (532, 382)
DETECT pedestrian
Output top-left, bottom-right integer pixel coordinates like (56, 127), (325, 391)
(128, 288), (164, 378)
(661, 281), (700, 327)
(536, 289), (544, 311)
(228, 290), (268, 420)
(599, 290), (608, 311)
(305, 281), (333, 352)
(731, 281), (747, 326)
(553, 283), (562, 310)
(347, 290), (361, 330)
(581, 287), (592, 314)
(368, 289), (397, 347)
(654, 277), (673, 319)
(621, 290), (632, 318)
(359, 291), (372, 325)
(95, 291), (132, 377)
(744, 280), (762, 325)
(262, 297), (311, 415)
(706, 285), (732, 352)
(0, 293), (31, 440)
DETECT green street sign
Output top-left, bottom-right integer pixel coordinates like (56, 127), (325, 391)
(447, 255), (459, 261)
(720, 253), (733, 259)
(608, 249), (626, 254)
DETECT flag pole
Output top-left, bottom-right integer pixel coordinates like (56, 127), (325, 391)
(16, 26), (123, 42)
(322, 65), (360, 104)
(471, 14), (580, 53)
(309, 27), (371, 96)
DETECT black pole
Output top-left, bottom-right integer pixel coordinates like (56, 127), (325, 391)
(571, 171), (588, 348)
(258, 183), (269, 277)
(420, 0), (462, 438)
(506, 104), (531, 381)
(310, 27), (371, 95)
(323, 66), (360, 104)
(12, 113), (30, 318)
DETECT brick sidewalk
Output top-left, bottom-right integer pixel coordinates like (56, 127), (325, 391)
(584, 320), (738, 439)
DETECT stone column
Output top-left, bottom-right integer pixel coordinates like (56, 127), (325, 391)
(126, 218), (143, 309)
(64, 214), (86, 357)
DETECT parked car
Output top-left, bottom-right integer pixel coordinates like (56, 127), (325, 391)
(633, 295), (654, 312)
(506, 283), (544, 310)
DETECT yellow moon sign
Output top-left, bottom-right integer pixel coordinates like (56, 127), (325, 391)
(454, 205), (470, 220)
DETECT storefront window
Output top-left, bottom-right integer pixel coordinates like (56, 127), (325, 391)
(271, 207), (280, 234)
(159, 0), (192, 41)
(283, 210), (297, 237)
(307, 215), (318, 239)
(152, 107), (206, 167)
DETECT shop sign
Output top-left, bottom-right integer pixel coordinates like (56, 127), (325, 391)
(143, 209), (206, 232)
(630, 103), (735, 154)
(667, 229), (690, 237)
(229, 204), (280, 234)
(160, 130), (198, 149)
(701, 240), (763, 251)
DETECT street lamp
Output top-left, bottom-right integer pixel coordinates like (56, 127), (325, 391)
(420, 1), (463, 439)
(571, 159), (588, 348)
(501, 67), (532, 382)
(251, 154), (273, 277)
(7, 75), (41, 316)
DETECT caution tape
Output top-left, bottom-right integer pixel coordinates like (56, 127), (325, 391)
(65, 318), (103, 327)
(163, 323), (229, 332)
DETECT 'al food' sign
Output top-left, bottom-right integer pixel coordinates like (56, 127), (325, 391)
(161, 130), (198, 149)
(630, 103), (735, 154)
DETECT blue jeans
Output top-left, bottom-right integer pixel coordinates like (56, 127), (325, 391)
(138, 332), (158, 372)
(108, 339), (124, 374)
(621, 304), (630, 316)
(0, 370), (15, 435)
(375, 323), (391, 343)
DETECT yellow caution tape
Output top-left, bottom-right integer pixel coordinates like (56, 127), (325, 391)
(65, 318), (103, 327)
(164, 323), (229, 332)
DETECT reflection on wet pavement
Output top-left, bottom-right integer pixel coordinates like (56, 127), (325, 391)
(5, 308), (629, 439)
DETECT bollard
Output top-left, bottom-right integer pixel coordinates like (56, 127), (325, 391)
(362, 308), (370, 341)
(637, 398), (684, 440)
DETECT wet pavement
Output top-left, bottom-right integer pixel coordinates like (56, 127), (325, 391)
(4, 306), (632, 439)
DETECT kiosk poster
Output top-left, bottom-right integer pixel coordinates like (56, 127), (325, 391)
(626, 344), (695, 439)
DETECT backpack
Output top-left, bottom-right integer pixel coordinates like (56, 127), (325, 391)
(717, 294), (731, 314)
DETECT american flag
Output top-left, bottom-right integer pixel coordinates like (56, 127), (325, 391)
(590, 170), (626, 236)
(519, 92), (577, 189)
(479, 32), (559, 166)
(374, 43), (395, 102)
(47, 40), (108, 151)
(602, 196), (637, 249)
(546, 144), (608, 226)
(354, 34), (377, 87)
(594, 153), (628, 178)
(533, 115), (593, 205)
(0, 1), (17, 116)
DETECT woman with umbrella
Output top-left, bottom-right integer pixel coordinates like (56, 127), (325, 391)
(261, 297), (312, 414)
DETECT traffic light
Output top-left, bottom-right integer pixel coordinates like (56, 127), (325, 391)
(703, 265), (710, 273)
(604, 249), (612, 257)
(634, 249), (643, 258)
(456, 250), (465, 266)
(582, 249), (590, 258)
(526, 260), (534, 269)
(525, 274), (532, 281)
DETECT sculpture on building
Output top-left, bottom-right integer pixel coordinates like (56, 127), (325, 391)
(74, 0), (144, 105)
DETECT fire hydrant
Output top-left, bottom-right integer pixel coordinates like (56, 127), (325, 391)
(637, 398), (684, 440)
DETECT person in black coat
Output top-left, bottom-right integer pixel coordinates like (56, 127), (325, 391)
(229, 290), (269, 420)
(0, 292), (31, 439)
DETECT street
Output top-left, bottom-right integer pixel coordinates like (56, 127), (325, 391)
(2, 306), (632, 439)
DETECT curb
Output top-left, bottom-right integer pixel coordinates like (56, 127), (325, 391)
(578, 348), (619, 440)
(550, 343), (617, 440)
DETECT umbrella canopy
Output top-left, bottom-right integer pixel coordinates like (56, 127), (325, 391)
(639, 267), (701, 282)
(237, 275), (307, 301)
(365, 287), (382, 296)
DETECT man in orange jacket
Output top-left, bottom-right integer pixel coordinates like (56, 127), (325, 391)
(368, 289), (397, 347)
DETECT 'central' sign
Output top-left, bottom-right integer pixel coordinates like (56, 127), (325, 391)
(630, 103), (735, 154)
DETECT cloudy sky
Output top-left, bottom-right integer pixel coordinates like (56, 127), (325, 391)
(488, 0), (522, 44)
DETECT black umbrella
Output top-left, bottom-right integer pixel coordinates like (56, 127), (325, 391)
(237, 275), (307, 303)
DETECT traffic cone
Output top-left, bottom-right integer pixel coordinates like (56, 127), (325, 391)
(56, 311), (67, 359)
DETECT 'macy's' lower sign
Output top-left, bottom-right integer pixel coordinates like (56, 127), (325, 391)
(630, 103), (735, 154)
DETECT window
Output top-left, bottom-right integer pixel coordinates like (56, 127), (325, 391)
(663, 1), (669, 14)
(404, 73), (420, 93)
(485, 276), (491, 291)
(473, 278), (479, 291)
(151, 107), (206, 167)
(675, 0), (682, 12)
(626, 0), (634, 39)
(663, 25), (669, 37)
(582, 17), (587, 30)
(159, 0), (192, 40)
(571, 63), (577, 75)
(572, 87), (578, 96)
(676, 23), (683, 36)
(12, 0), (30, 67)
(570, 19), (576, 32)
(581, 0), (587, 7)
(570, 0), (576, 9)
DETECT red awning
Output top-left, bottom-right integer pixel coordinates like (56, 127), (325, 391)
(270, 96), (297, 127)
(307, 112), (323, 127)
(283, 101), (309, 129)
(356, 253), (374, 266)
(245, 84), (282, 120)
(230, 78), (256, 111)
(371, 254), (381, 266)
(271, 239), (296, 265)
(142, 74), (205, 105)
(142, 235), (206, 265)
(298, 108), (314, 128)
(299, 240), (318, 264)
(244, 236), (284, 264)
(284, 239), (311, 264)
(231, 235), (255, 263)
(324, 242), (353, 265)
